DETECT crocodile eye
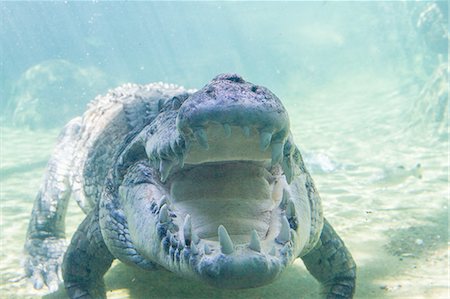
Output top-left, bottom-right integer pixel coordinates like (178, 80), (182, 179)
(158, 98), (166, 112)
(172, 97), (182, 110)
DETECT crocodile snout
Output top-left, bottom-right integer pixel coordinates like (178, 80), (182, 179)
(176, 73), (290, 151)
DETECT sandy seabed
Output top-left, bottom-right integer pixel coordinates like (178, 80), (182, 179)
(1, 82), (448, 298)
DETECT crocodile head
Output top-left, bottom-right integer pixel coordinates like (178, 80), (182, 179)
(110, 74), (319, 289)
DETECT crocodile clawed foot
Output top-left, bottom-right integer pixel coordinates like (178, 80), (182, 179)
(24, 237), (66, 292)
(324, 276), (356, 299)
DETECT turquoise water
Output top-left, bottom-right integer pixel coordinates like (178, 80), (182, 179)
(1, 2), (448, 298)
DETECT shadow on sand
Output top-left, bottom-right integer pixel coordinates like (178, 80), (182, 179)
(42, 209), (448, 298)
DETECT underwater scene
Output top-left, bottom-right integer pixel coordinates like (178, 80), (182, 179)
(0, 1), (448, 298)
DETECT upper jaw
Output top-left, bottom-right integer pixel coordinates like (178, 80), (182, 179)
(144, 121), (296, 186)
(144, 73), (293, 184)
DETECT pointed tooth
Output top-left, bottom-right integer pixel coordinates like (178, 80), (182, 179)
(170, 234), (178, 247)
(32, 272), (44, 289)
(178, 156), (184, 168)
(259, 131), (272, 152)
(170, 138), (179, 156)
(290, 229), (296, 241)
(192, 231), (200, 245)
(276, 216), (290, 244)
(151, 159), (159, 169)
(279, 189), (289, 209)
(194, 128), (209, 149)
(286, 201), (295, 218)
(242, 126), (250, 137)
(223, 124), (231, 137)
(176, 137), (186, 150)
(145, 139), (154, 158)
(159, 159), (174, 182)
(191, 242), (199, 255)
(159, 204), (169, 223)
(249, 230), (261, 252)
(281, 243), (290, 256)
(204, 243), (211, 255)
(162, 236), (170, 251)
(269, 246), (276, 256)
(183, 214), (192, 246)
(183, 138), (191, 152)
(282, 158), (293, 184)
(159, 196), (167, 208)
(218, 225), (234, 254)
(177, 240), (184, 250)
(283, 139), (293, 155)
(119, 186), (127, 199)
(271, 142), (283, 165)
(178, 154), (185, 168)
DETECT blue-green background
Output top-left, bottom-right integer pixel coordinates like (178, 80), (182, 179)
(0, 1), (448, 298)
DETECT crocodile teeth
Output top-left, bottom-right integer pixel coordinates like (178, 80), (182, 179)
(159, 204), (169, 223)
(192, 230), (200, 245)
(276, 216), (290, 244)
(177, 240), (184, 250)
(279, 189), (289, 209)
(159, 196), (167, 208)
(259, 131), (272, 152)
(281, 243), (290, 255)
(218, 225), (234, 254)
(223, 123), (231, 137)
(170, 234), (178, 247)
(183, 214), (192, 246)
(118, 186), (126, 199)
(271, 142), (283, 166)
(282, 157), (293, 184)
(177, 153), (185, 168)
(144, 140), (153, 158)
(191, 242), (199, 255)
(204, 243), (211, 255)
(286, 201), (295, 218)
(249, 230), (261, 252)
(242, 126), (251, 137)
(194, 128), (209, 150)
(160, 159), (174, 182)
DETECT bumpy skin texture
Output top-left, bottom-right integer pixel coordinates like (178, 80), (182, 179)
(63, 207), (114, 299)
(303, 220), (356, 299)
(24, 74), (356, 298)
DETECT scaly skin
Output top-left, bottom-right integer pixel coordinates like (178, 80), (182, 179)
(24, 74), (356, 298)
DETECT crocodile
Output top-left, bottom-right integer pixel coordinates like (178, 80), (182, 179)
(24, 74), (356, 298)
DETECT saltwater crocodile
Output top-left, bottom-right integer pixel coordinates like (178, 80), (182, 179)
(24, 74), (356, 298)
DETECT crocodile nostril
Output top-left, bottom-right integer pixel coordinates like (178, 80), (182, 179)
(206, 85), (215, 95)
(176, 74), (290, 146)
(172, 97), (182, 110)
(213, 73), (245, 83)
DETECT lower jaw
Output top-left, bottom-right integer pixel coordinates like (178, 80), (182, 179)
(165, 244), (292, 289)
(153, 163), (296, 287)
(155, 224), (294, 289)
(194, 249), (290, 289)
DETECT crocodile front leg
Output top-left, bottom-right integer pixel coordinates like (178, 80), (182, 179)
(301, 219), (356, 299)
(63, 207), (114, 299)
(24, 117), (82, 291)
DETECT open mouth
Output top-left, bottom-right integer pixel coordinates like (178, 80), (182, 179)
(141, 121), (300, 287)
(166, 122), (295, 245)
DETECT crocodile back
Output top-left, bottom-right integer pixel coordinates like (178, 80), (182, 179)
(71, 83), (191, 213)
